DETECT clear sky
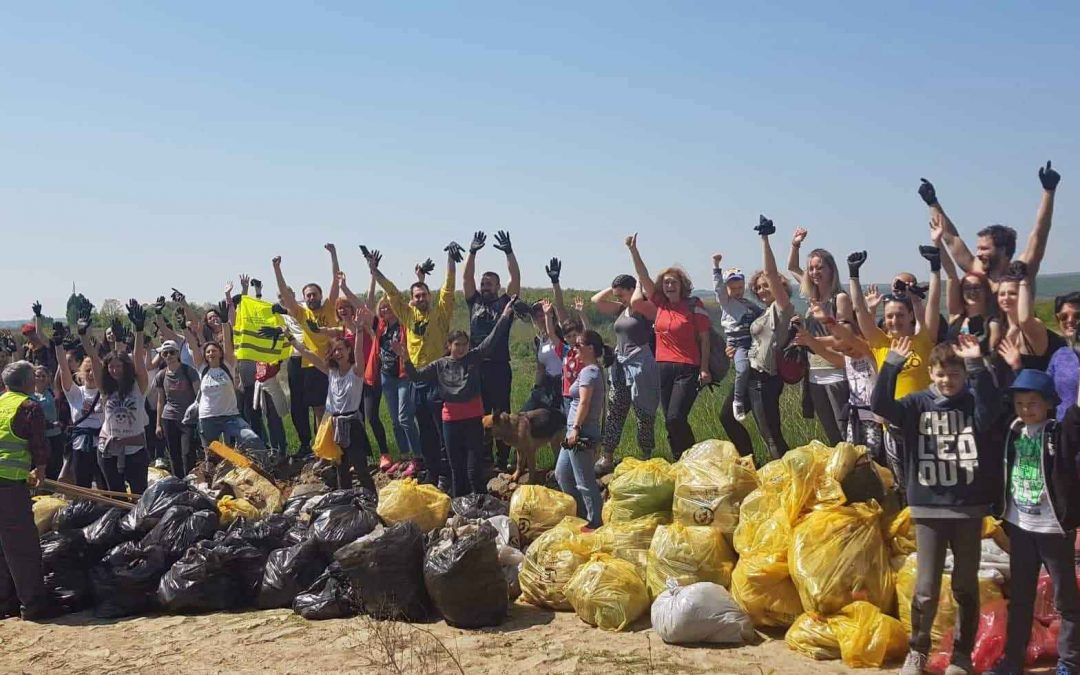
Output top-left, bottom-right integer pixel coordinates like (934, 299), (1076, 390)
(1, 2), (1077, 320)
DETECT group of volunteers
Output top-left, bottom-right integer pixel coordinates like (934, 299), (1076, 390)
(0, 161), (1077, 674)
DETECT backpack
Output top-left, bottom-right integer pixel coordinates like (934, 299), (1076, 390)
(689, 297), (730, 387)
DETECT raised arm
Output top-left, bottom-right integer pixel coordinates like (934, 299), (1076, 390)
(272, 256), (303, 315)
(463, 231), (484, 299)
(366, 251), (411, 321)
(870, 337), (911, 426)
(847, 252), (886, 342)
(126, 300), (149, 392)
(184, 323), (205, 370)
(1015, 262), (1049, 355)
(540, 300), (561, 346)
(1018, 161), (1061, 279)
(918, 178), (978, 274)
(625, 234), (655, 299)
(473, 302), (516, 362)
(545, 257), (569, 324)
(918, 246), (942, 340)
(438, 241), (461, 320)
(338, 272), (363, 309)
(787, 227), (807, 284)
(286, 333), (328, 374)
(590, 287), (624, 316)
(324, 244), (342, 306)
(757, 217), (791, 312)
(712, 253), (729, 304)
(497, 231), (521, 297)
(52, 327), (75, 394)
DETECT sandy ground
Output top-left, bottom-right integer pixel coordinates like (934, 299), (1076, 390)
(0, 601), (894, 675)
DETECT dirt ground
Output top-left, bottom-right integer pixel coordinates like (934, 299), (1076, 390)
(0, 601), (893, 675)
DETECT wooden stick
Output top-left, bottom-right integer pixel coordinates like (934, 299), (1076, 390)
(42, 479), (135, 510)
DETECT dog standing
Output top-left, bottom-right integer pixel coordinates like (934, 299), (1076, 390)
(482, 408), (566, 484)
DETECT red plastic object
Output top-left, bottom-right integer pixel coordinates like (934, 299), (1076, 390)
(1026, 618), (1061, 666)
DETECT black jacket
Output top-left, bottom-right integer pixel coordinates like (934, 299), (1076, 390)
(999, 411), (1080, 531)
(404, 313), (512, 404)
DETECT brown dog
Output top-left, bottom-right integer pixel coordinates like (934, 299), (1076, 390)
(482, 408), (566, 484)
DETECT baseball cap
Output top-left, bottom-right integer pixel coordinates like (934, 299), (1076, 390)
(20, 323), (36, 335)
(159, 340), (180, 353)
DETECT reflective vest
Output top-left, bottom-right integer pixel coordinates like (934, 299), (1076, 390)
(0, 391), (32, 481)
(233, 296), (291, 364)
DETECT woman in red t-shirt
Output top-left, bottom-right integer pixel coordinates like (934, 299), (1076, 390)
(625, 234), (712, 459)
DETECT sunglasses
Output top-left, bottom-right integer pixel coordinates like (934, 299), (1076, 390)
(161, 350), (178, 356)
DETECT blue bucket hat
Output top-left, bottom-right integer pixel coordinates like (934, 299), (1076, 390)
(1007, 369), (1059, 404)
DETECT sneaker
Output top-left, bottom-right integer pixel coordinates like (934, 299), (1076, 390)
(900, 650), (928, 675)
(378, 454), (393, 472)
(1057, 665), (1077, 675)
(402, 459), (419, 479)
(733, 399), (747, 422)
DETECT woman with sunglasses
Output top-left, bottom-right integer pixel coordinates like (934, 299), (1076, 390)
(152, 339), (201, 477)
(559, 329), (608, 529)
(1046, 292), (1080, 421)
(996, 261), (1064, 379)
(937, 216), (1003, 357)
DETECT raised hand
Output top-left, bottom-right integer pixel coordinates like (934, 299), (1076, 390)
(251, 279), (262, 291)
(918, 245), (941, 273)
(792, 227), (808, 247)
(335, 271), (348, 291)
(929, 214), (945, 246)
(356, 303), (374, 325)
(217, 300), (229, 318)
(624, 233), (638, 250)
(502, 294), (519, 318)
(76, 314), (91, 336)
(469, 231), (487, 254)
(305, 319), (320, 334)
(50, 322), (66, 346)
(1005, 260), (1029, 282)
(225, 281), (234, 298)
(847, 251), (867, 279)
(445, 241), (465, 263)
(272, 256), (282, 267)
(754, 215), (776, 237)
(573, 297), (585, 312)
(170, 288), (186, 304)
(997, 334), (1023, 371)
(889, 335), (913, 360)
(711, 253), (723, 268)
(1039, 160), (1061, 192)
(545, 257), (562, 285)
(126, 299), (146, 332)
(31, 301), (42, 318)
(493, 230), (513, 254)
(154, 296), (167, 313)
(954, 333), (982, 360)
(865, 284), (883, 311)
(918, 178), (938, 207)
(324, 243), (336, 255)
(239, 274), (251, 291)
(540, 298), (554, 315)
(908, 283), (929, 300)
(417, 258), (434, 276)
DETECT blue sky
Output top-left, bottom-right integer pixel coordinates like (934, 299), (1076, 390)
(1, 2), (1077, 319)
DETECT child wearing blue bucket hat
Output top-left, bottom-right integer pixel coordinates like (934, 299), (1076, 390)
(987, 368), (1080, 675)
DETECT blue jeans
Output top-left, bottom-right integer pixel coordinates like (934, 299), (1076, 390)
(555, 444), (603, 528)
(729, 337), (751, 407)
(413, 381), (448, 484)
(381, 372), (420, 459)
(199, 415), (266, 450)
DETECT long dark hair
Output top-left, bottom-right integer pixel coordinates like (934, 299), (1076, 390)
(100, 351), (136, 398)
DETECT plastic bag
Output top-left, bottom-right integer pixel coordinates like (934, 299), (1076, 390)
(896, 553), (1004, 649)
(886, 507), (916, 556)
(285, 521), (310, 546)
(32, 495), (68, 534)
(293, 563), (355, 620)
(652, 580), (755, 645)
(929, 599), (1008, 674)
(90, 542), (170, 618)
(519, 516), (592, 610)
(122, 477), (216, 535)
(54, 500), (111, 531)
(257, 540), (327, 609)
(485, 515), (521, 550)
(311, 503), (381, 556)
(1028, 617), (1060, 666)
(732, 487), (787, 557)
(680, 439), (742, 464)
(565, 553), (649, 632)
(82, 507), (135, 558)
(778, 443), (845, 523)
(423, 523), (507, 628)
(1032, 568), (1080, 626)
(216, 467), (284, 517)
(147, 465), (172, 485)
(157, 538), (267, 613)
(786, 612), (841, 660)
(140, 506), (220, 564)
(499, 545), (524, 601)
(646, 523), (737, 598)
(827, 601), (908, 668)
(603, 457), (676, 523)
(335, 521), (431, 621)
(789, 502), (893, 615)
(226, 514), (295, 553)
(590, 513), (665, 571)
(509, 485), (578, 543)
(673, 453), (757, 535)
(313, 416), (343, 462)
(730, 555), (803, 628)
(40, 529), (90, 613)
(307, 487), (378, 518)
(217, 496), (260, 526)
(831, 445), (888, 506)
(451, 493), (508, 520)
(377, 478), (451, 533)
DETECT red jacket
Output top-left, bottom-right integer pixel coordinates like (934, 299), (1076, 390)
(364, 319), (406, 386)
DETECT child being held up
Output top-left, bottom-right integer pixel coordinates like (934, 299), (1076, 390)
(712, 253), (763, 422)
(985, 369), (1080, 675)
(870, 334), (1002, 675)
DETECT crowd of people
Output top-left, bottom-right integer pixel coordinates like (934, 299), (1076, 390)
(0, 163), (1078, 675)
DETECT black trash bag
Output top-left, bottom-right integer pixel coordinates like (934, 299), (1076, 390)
(292, 563), (354, 620)
(257, 541), (327, 609)
(423, 523), (508, 628)
(285, 521), (310, 546)
(310, 488), (378, 516)
(122, 477), (216, 535)
(283, 495), (309, 518)
(140, 506), (220, 564)
(310, 504), (380, 556)
(335, 522), (431, 621)
(82, 508), (137, 559)
(226, 514), (294, 553)
(840, 454), (888, 506)
(90, 542), (170, 618)
(157, 539), (267, 613)
(451, 494), (508, 520)
(54, 500), (112, 531)
(312, 459), (339, 490)
(40, 530), (90, 613)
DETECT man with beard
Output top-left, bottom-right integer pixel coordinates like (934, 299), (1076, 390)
(368, 241), (462, 492)
(272, 245), (342, 450)
(462, 230), (520, 472)
(918, 161), (1061, 293)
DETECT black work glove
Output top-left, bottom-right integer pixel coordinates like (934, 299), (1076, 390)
(305, 319), (320, 334)
(50, 322), (66, 346)
(174, 306), (186, 323)
(1039, 160), (1061, 192)
(908, 283), (928, 299)
(62, 336), (81, 351)
(126, 299), (146, 332)
(31, 301), (42, 318)
(418, 258), (434, 276)
(918, 178), (938, 207)
(271, 303), (288, 315)
(918, 245), (941, 273)
(251, 279), (263, 297)
(76, 307), (92, 335)
(545, 257), (562, 285)
(847, 251), (867, 279)
(153, 296), (167, 314)
(170, 288), (186, 304)
(256, 326), (285, 349)
(754, 215), (775, 236)
(444, 241), (464, 263)
(110, 318), (126, 343)
(1005, 260), (1029, 282)
(493, 230), (512, 254)
(469, 231), (486, 254)
(217, 300), (229, 318)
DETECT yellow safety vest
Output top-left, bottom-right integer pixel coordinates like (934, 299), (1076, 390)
(0, 391), (32, 481)
(233, 296), (291, 364)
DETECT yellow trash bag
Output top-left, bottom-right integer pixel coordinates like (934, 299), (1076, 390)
(731, 555), (803, 627)
(565, 553), (650, 631)
(33, 495), (69, 534)
(604, 457), (676, 523)
(312, 416), (343, 462)
(646, 523), (737, 598)
(217, 466), (284, 516)
(886, 507), (916, 556)
(825, 442), (863, 483)
(672, 454), (757, 535)
(217, 495), (260, 526)
(734, 496), (790, 560)
(786, 612), (841, 660)
(510, 485), (578, 543)
(895, 553), (1004, 648)
(377, 478), (451, 533)
(827, 601), (908, 668)
(147, 465), (172, 485)
(680, 439), (742, 464)
(789, 501), (894, 616)
(779, 444), (844, 524)
(591, 513), (666, 572)
(520, 517), (591, 610)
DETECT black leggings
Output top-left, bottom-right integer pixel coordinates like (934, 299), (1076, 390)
(71, 430), (106, 489)
(749, 369), (789, 461)
(719, 390), (753, 458)
(335, 415), (376, 494)
(480, 360), (513, 465)
(658, 362), (700, 460)
(287, 356), (312, 448)
(362, 380), (389, 457)
(99, 448), (150, 495)
(442, 418), (486, 496)
(162, 418), (196, 478)
(45, 435), (64, 480)
(808, 379), (849, 445)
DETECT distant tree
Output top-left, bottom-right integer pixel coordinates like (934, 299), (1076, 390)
(65, 292), (95, 327)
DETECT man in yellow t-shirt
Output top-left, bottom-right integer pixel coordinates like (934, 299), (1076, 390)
(367, 241), (462, 490)
(272, 245), (342, 443)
